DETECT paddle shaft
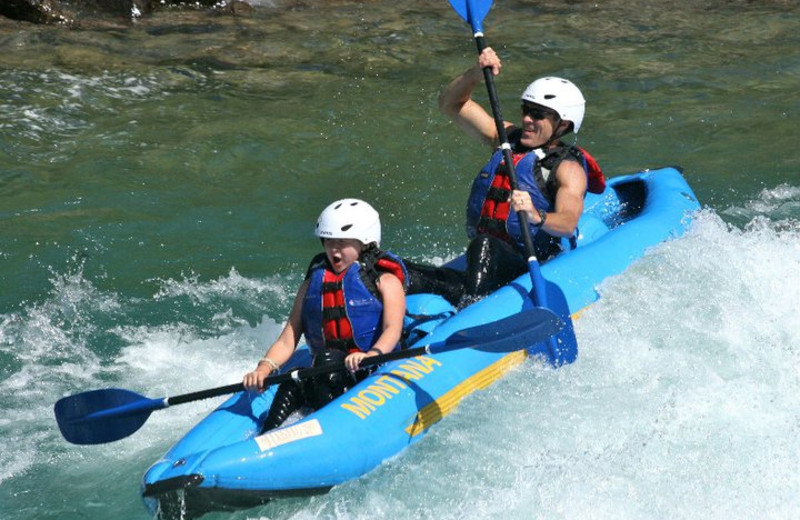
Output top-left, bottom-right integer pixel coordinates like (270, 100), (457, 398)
(169, 304), (561, 408)
(55, 303), (562, 444)
(165, 345), (432, 407)
(60, 345), (438, 434)
(472, 34), (549, 309)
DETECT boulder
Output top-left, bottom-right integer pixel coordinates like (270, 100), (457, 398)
(0, 0), (252, 25)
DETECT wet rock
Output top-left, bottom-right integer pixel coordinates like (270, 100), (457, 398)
(0, 0), (75, 25)
(0, 0), (254, 26)
(219, 1), (255, 16)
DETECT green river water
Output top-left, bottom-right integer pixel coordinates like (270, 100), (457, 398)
(1, 1), (799, 519)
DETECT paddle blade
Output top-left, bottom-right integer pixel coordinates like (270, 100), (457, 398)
(54, 388), (164, 445)
(525, 279), (579, 366)
(436, 307), (563, 354)
(447, 0), (493, 33)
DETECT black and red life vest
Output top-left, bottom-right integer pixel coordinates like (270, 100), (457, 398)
(302, 249), (407, 356)
(466, 136), (605, 258)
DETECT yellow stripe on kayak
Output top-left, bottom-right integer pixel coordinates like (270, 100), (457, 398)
(403, 309), (583, 437)
(404, 349), (527, 437)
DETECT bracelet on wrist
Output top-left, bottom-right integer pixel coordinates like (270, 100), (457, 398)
(537, 208), (548, 226)
(368, 348), (382, 356)
(258, 357), (280, 371)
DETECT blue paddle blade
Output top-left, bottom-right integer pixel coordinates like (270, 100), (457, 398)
(54, 388), (165, 445)
(447, 0), (493, 33)
(437, 307), (563, 354)
(524, 279), (579, 366)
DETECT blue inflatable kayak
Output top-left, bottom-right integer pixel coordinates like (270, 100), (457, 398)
(141, 166), (700, 519)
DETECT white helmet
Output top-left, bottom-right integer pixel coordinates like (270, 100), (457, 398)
(520, 77), (586, 134)
(314, 198), (381, 246)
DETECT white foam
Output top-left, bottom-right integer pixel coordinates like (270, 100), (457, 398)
(259, 205), (800, 519)
(2, 196), (798, 516)
(0, 266), (289, 483)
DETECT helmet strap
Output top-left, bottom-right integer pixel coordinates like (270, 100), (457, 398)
(542, 116), (566, 149)
(361, 242), (378, 255)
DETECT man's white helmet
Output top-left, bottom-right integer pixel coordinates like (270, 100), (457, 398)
(520, 77), (586, 134)
(314, 198), (381, 246)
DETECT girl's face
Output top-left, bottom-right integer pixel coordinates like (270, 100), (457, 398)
(323, 238), (363, 273)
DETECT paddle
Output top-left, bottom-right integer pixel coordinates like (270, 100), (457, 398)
(55, 307), (563, 445)
(447, 0), (578, 360)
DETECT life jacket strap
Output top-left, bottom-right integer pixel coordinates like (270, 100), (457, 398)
(486, 186), (511, 202)
(321, 306), (348, 321)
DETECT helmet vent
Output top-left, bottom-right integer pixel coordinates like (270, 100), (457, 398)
(520, 77), (585, 133)
(314, 198), (381, 245)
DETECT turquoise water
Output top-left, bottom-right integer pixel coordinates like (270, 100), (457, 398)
(1, 1), (799, 519)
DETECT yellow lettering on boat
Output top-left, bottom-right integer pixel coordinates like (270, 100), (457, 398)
(358, 389), (386, 406)
(390, 358), (436, 381)
(341, 397), (378, 419)
(417, 356), (443, 371)
(341, 357), (441, 419)
(371, 375), (406, 396)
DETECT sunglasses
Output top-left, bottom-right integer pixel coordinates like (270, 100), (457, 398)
(521, 103), (556, 120)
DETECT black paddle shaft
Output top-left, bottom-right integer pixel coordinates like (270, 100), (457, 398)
(165, 305), (561, 407)
(54, 308), (561, 444)
(165, 346), (431, 407)
(167, 382), (244, 406)
(474, 35), (538, 261)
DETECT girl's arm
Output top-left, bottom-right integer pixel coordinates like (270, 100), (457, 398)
(243, 279), (309, 391)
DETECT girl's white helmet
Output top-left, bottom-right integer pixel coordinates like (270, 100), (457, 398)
(315, 198), (381, 246)
(520, 77), (586, 134)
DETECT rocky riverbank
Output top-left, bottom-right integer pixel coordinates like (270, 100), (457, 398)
(0, 0), (255, 26)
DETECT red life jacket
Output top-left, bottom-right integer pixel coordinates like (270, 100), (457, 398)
(467, 140), (606, 257)
(477, 153), (527, 242)
(471, 144), (606, 242)
(320, 269), (358, 353)
(578, 147), (606, 194)
(304, 250), (407, 355)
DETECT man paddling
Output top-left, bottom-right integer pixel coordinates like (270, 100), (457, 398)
(439, 47), (605, 300)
